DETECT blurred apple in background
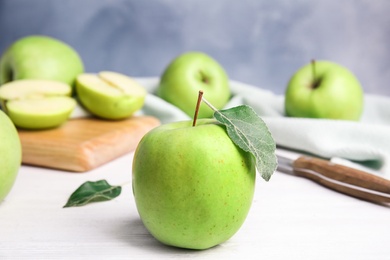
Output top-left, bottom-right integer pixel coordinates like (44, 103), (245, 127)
(0, 79), (76, 129)
(76, 71), (147, 120)
(0, 110), (21, 202)
(284, 60), (363, 121)
(0, 35), (84, 88)
(132, 119), (256, 249)
(157, 52), (230, 118)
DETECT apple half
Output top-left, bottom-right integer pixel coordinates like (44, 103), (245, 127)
(0, 79), (76, 129)
(76, 71), (147, 120)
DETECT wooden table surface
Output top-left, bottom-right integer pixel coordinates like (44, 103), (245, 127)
(1, 152), (389, 260)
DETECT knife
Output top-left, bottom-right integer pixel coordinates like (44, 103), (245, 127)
(276, 148), (390, 204)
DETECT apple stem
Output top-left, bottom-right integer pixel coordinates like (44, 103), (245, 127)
(311, 59), (316, 81)
(311, 59), (320, 89)
(192, 91), (204, 127)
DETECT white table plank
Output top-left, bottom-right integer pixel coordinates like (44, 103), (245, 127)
(1, 153), (389, 259)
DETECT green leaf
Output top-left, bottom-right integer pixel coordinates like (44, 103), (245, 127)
(63, 180), (122, 208)
(214, 105), (277, 181)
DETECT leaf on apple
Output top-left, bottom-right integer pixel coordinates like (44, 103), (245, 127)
(213, 105), (277, 181)
(63, 180), (121, 208)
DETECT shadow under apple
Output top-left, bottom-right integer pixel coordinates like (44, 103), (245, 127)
(107, 216), (223, 255)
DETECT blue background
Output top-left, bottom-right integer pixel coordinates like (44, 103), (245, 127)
(1, 0), (389, 95)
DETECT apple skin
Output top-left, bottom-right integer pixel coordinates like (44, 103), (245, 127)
(0, 35), (84, 87)
(0, 110), (22, 202)
(132, 119), (256, 250)
(285, 60), (364, 121)
(5, 97), (76, 130)
(157, 52), (230, 118)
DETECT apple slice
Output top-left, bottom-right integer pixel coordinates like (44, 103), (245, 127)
(0, 79), (76, 129)
(76, 71), (147, 120)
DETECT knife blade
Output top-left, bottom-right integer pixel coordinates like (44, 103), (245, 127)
(276, 148), (390, 204)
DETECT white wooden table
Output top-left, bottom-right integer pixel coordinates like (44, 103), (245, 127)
(1, 152), (389, 260)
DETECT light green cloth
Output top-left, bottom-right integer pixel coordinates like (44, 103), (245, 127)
(72, 77), (390, 177)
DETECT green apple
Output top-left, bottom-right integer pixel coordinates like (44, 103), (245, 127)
(132, 119), (256, 250)
(285, 60), (364, 120)
(157, 52), (230, 118)
(0, 35), (84, 87)
(76, 71), (147, 120)
(0, 79), (76, 129)
(0, 109), (22, 202)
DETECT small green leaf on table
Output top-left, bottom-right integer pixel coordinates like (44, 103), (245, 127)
(63, 180), (122, 208)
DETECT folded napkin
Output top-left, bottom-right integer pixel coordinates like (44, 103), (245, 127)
(73, 77), (390, 177)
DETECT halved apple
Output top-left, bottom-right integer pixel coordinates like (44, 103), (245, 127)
(75, 71), (147, 120)
(0, 79), (76, 129)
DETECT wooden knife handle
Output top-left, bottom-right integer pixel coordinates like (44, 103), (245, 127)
(293, 156), (390, 204)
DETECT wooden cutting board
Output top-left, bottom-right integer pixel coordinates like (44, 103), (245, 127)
(17, 116), (160, 172)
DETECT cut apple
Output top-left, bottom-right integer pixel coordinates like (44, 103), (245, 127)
(0, 79), (76, 129)
(76, 71), (147, 120)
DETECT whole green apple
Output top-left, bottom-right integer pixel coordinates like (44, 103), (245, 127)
(76, 71), (147, 120)
(0, 109), (22, 202)
(157, 52), (230, 118)
(285, 60), (363, 120)
(132, 119), (256, 250)
(0, 79), (76, 129)
(0, 35), (84, 87)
